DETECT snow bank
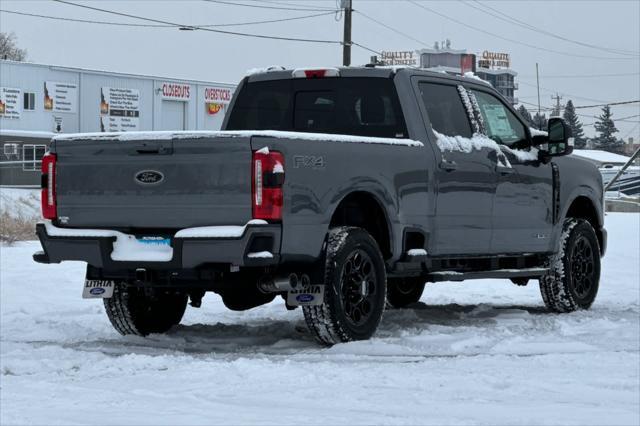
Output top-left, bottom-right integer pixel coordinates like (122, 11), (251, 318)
(1, 214), (638, 425)
(54, 130), (424, 147)
(0, 188), (40, 219)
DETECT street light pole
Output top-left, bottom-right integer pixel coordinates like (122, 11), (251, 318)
(342, 0), (352, 66)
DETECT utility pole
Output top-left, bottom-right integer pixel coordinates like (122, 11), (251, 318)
(551, 93), (563, 117)
(342, 0), (352, 66)
(535, 63), (541, 118)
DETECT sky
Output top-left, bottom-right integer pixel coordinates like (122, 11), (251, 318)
(1, 0), (639, 140)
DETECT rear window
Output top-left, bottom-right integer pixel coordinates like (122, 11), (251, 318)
(226, 77), (408, 138)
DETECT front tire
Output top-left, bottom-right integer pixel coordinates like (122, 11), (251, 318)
(539, 218), (601, 312)
(303, 227), (387, 346)
(104, 282), (188, 336)
(387, 277), (425, 308)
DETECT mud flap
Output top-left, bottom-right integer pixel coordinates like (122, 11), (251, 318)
(82, 280), (115, 299)
(287, 285), (325, 306)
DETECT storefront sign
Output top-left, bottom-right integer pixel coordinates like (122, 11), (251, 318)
(0, 87), (21, 119)
(161, 82), (191, 101)
(380, 51), (417, 66)
(203, 86), (232, 115)
(44, 81), (78, 113)
(478, 51), (510, 69)
(204, 87), (232, 104)
(100, 87), (140, 132)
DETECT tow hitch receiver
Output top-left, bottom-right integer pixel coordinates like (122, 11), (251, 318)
(82, 280), (115, 299)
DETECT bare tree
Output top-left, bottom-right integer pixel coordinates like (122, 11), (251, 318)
(0, 32), (27, 61)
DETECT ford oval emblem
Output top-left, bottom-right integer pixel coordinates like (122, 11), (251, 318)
(135, 170), (164, 185)
(296, 293), (314, 303)
(90, 287), (105, 295)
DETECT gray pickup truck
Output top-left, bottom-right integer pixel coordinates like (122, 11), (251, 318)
(34, 66), (606, 346)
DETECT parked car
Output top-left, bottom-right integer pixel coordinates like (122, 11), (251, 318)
(34, 66), (606, 345)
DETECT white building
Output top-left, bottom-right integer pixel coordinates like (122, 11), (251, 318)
(0, 60), (235, 185)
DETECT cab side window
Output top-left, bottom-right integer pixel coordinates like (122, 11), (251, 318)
(471, 90), (527, 146)
(419, 82), (472, 138)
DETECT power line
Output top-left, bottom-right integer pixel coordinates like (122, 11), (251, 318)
(241, 0), (337, 11)
(50, 0), (381, 56)
(355, 10), (429, 48)
(0, 8), (337, 28)
(52, 0), (343, 45)
(573, 100), (640, 109)
(519, 72), (640, 79)
(464, 0), (639, 58)
(407, 0), (639, 61)
(202, 0), (338, 12)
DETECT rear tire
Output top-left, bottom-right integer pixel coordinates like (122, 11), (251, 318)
(539, 218), (601, 312)
(303, 227), (387, 346)
(386, 277), (425, 308)
(104, 282), (188, 336)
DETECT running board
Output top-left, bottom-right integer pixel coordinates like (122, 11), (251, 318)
(426, 267), (549, 283)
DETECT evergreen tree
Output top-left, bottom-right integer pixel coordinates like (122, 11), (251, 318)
(594, 105), (622, 152)
(517, 105), (535, 128)
(532, 112), (548, 130)
(562, 100), (587, 149)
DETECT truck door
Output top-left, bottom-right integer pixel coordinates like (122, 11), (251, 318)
(414, 80), (496, 255)
(469, 89), (554, 254)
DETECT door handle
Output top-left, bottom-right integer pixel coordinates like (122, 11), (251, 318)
(439, 160), (458, 172)
(495, 165), (516, 175)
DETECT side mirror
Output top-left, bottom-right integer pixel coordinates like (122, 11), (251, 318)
(545, 117), (574, 157)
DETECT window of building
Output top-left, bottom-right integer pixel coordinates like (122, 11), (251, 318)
(22, 144), (46, 171)
(3, 143), (20, 158)
(470, 90), (526, 146)
(23, 92), (36, 111)
(418, 82), (472, 138)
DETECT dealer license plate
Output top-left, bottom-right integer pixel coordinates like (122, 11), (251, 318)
(136, 236), (171, 246)
(82, 280), (115, 299)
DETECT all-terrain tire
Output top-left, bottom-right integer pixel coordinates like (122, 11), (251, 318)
(104, 282), (188, 336)
(303, 227), (387, 346)
(386, 277), (426, 308)
(539, 218), (601, 312)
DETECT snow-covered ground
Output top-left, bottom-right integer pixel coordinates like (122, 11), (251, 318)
(1, 214), (638, 425)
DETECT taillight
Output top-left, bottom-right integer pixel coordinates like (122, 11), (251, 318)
(252, 149), (284, 221)
(41, 153), (57, 220)
(291, 68), (340, 79)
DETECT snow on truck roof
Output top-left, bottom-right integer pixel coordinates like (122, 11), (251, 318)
(53, 130), (423, 147)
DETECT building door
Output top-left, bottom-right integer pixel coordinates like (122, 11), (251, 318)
(159, 100), (186, 130)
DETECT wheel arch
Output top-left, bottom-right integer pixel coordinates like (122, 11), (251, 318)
(562, 194), (605, 254)
(329, 190), (394, 260)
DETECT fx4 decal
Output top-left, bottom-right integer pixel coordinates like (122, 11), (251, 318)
(293, 155), (325, 170)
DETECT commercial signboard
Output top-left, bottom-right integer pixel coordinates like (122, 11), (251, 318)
(161, 82), (191, 101)
(203, 86), (232, 115)
(380, 51), (417, 66)
(44, 81), (78, 113)
(0, 87), (22, 119)
(100, 87), (140, 132)
(478, 51), (511, 69)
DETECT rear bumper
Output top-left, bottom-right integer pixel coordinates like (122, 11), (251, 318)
(33, 222), (281, 269)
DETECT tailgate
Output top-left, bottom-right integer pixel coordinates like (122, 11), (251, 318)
(53, 135), (253, 229)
